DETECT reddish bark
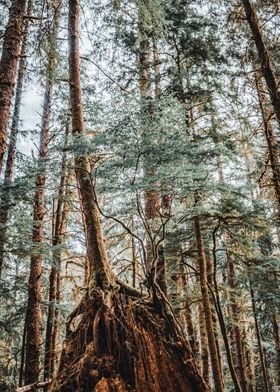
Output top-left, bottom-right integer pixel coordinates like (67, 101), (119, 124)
(0, 0), (26, 172)
(0, 0), (32, 279)
(242, 0), (280, 125)
(227, 256), (247, 392)
(44, 124), (68, 383)
(194, 212), (224, 392)
(254, 71), (280, 219)
(24, 2), (60, 382)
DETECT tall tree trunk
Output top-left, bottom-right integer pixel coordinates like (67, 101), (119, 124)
(194, 209), (224, 392)
(249, 283), (270, 392)
(180, 256), (199, 358)
(254, 71), (280, 219)
(24, 3), (61, 384)
(50, 2), (210, 390)
(44, 121), (69, 384)
(198, 302), (210, 385)
(68, 0), (113, 288)
(0, 0), (26, 172)
(227, 254), (247, 392)
(242, 0), (280, 125)
(205, 247), (223, 382)
(137, 10), (166, 294)
(271, 314), (280, 386)
(0, 0), (32, 279)
(211, 233), (243, 392)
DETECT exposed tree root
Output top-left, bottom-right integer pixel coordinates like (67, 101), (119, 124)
(51, 290), (209, 392)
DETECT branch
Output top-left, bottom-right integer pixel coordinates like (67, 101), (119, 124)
(81, 56), (131, 94)
(17, 380), (51, 392)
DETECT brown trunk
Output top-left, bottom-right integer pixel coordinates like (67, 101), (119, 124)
(180, 257), (199, 357)
(243, 331), (256, 392)
(211, 233), (243, 392)
(137, 10), (166, 294)
(24, 3), (60, 383)
(249, 283), (270, 392)
(0, 0), (32, 279)
(227, 255), (248, 392)
(0, 0), (26, 172)
(205, 247), (223, 381)
(242, 0), (280, 125)
(271, 315), (280, 386)
(19, 315), (27, 387)
(68, 0), (113, 288)
(50, 2), (210, 391)
(44, 120), (68, 383)
(254, 71), (280, 218)
(194, 212), (224, 392)
(131, 222), (137, 288)
(198, 302), (210, 385)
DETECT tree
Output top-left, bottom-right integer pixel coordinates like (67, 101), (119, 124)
(0, 0), (32, 279)
(50, 1), (209, 390)
(24, 2), (61, 385)
(0, 0), (27, 172)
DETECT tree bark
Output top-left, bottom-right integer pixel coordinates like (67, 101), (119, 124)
(271, 314), (280, 386)
(24, 3), (61, 384)
(44, 121), (69, 384)
(194, 211), (224, 392)
(0, 0), (31, 279)
(0, 0), (26, 172)
(242, 0), (280, 125)
(205, 247), (223, 382)
(227, 254), (247, 392)
(137, 8), (166, 294)
(198, 302), (210, 385)
(249, 283), (270, 392)
(68, 0), (113, 289)
(254, 70), (280, 219)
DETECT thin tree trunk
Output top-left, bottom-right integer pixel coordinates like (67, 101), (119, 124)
(0, 0), (26, 172)
(180, 255), (199, 358)
(242, 0), (280, 125)
(254, 71), (280, 219)
(44, 120), (69, 384)
(227, 254), (248, 392)
(0, 0), (32, 279)
(243, 330), (256, 392)
(137, 10), (166, 293)
(249, 283), (270, 392)
(212, 233), (243, 392)
(19, 315), (27, 387)
(24, 3), (61, 384)
(271, 314), (280, 386)
(198, 302), (210, 385)
(131, 219), (137, 288)
(205, 247), (223, 382)
(68, 0), (113, 288)
(194, 210), (224, 392)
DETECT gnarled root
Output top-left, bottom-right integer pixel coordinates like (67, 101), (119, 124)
(51, 290), (208, 392)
